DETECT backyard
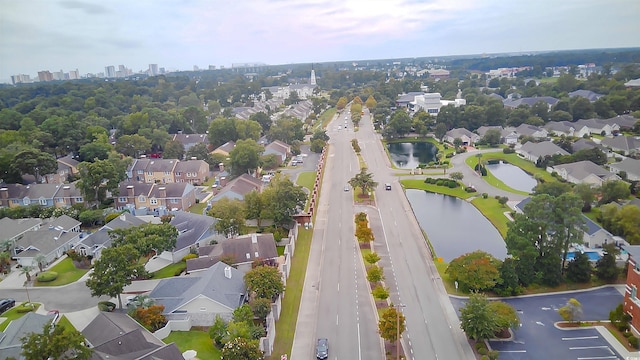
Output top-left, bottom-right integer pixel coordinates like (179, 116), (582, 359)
(164, 329), (221, 360)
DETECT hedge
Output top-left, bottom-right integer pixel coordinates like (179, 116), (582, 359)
(98, 301), (116, 312)
(36, 271), (58, 282)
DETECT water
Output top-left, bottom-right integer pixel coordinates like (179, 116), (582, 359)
(486, 161), (537, 192)
(565, 251), (602, 261)
(387, 142), (438, 168)
(405, 189), (508, 262)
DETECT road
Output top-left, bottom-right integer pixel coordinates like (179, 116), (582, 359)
(356, 110), (476, 359)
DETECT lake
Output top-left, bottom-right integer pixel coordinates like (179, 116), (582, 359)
(405, 189), (508, 262)
(486, 161), (537, 193)
(387, 142), (438, 168)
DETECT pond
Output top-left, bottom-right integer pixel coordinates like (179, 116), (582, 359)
(486, 161), (537, 193)
(387, 142), (438, 168)
(405, 189), (507, 262)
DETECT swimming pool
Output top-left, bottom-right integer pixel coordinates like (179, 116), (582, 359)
(565, 251), (601, 261)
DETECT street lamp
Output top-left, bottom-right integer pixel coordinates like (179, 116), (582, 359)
(395, 303), (406, 360)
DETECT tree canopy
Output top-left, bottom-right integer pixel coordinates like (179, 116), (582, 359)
(244, 265), (284, 300)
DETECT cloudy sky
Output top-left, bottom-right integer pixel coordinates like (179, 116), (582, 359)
(1, 0), (639, 82)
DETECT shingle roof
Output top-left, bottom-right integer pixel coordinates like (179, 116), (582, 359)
(215, 141), (236, 154)
(503, 96), (558, 108)
(174, 159), (208, 173)
(149, 262), (246, 313)
(187, 233), (278, 272)
(446, 128), (477, 139)
(0, 312), (56, 358)
(568, 90), (603, 102)
(544, 121), (575, 133)
(601, 136), (640, 152)
(572, 138), (602, 153)
(552, 160), (614, 182)
(169, 211), (216, 251)
(0, 217), (42, 240)
(519, 141), (569, 158)
(172, 133), (208, 146)
(609, 158), (640, 176)
(606, 115), (638, 129)
(146, 159), (178, 173)
(105, 212), (147, 230)
(515, 124), (546, 137)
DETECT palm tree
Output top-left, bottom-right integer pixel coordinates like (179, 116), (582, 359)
(0, 239), (13, 254)
(349, 168), (378, 197)
(21, 265), (34, 283)
(475, 153), (483, 175)
(34, 254), (47, 273)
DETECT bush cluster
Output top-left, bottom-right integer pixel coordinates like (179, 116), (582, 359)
(36, 271), (58, 282)
(503, 147), (515, 154)
(351, 139), (361, 153)
(464, 186), (477, 193)
(424, 177), (459, 188)
(98, 301), (116, 312)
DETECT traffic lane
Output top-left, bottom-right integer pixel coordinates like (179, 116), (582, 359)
(1, 282), (110, 312)
(450, 287), (623, 360)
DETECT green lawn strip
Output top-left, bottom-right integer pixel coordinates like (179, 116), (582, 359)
(434, 260), (457, 294)
(400, 179), (475, 199)
(479, 152), (556, 183)
(296, 171), (316, 192)
(164, 329), (221, 360)
(277, 246), (285, 256)
(470, 197), (511, 238)
(35, 257), (88, 287)
(0, 302), (41, 331)
(464, 157), (531, 196)
(189, 202), (207, 215)
(317, 108), (337, 129)
(56, 315), (76, 331)
(152, 262), (187, 279)
(584, 208), (601, 223)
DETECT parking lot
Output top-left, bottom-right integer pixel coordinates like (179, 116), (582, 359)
(450, 286), (627, 359)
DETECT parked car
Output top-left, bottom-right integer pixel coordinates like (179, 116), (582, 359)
(316, 338), (329, 359)
(0, 298), (16, 314)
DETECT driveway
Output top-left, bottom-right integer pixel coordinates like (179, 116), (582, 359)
(450, 286), (627, 360)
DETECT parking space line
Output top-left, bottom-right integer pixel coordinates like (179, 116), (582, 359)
(569, 345), (612, 351)
(562, 336), (600, 340)
(498, 350), (527, 353)
(576, 357), (618, 360)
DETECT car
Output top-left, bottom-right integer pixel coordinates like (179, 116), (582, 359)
(0, 298), (16, 314)
(344, 185), (349, 192)
(316, 338), (329, 359)
(385, 183), (392, 190)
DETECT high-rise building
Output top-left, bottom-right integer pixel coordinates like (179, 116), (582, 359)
(52, 70), (65, 81)
(149, 64), (159, 76)
(37, 71), (53, 82)
(68, 69), (80, 80)
(11, 74), (31, 84)
(105, 66), (116, 78)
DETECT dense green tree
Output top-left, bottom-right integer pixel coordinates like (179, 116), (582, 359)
(76, 157), (128, 205)
(570, 97), (595, 121)
(229, 139), (263, 176)
(489, 300), (520, 332)
(235, 119), (262, 142)
(249, 297), (272, 323)
(434, 122), (448, 141)
(615, 204), (640, 244)
(446, 251), (501, 292)
(244, 265), (284, 300)
(208, 117), (239, 148)
(383, 110), (412, 139)
(181, 106), (209, 133)
(162, 140), (185, 160)
(482, 128), (502, 146)
(378, 305), (406, 343)
(185, 142), (212, 162)
(11, 148), (57, 182)
(558, 298), (583, 322)
(243, 190), (265, 226)
(565, 251), (592, 283)
(573, 183), (596, 212)
(110, 223), (178, 256)
(260, 174), (306, 227)
(20, 321), (93, 360)
(599, 180), (631, 205)
(220, 337), (263, 360)
(249, 112), (272, 132)
(595, 245), (619, 282)
(267, 116), (304, 144)
(115, 134), (151, 158)
(209, 315), (228, 348)
(348, 168), (378, 197)
(78, 140), (112, 162)
(233, 304), (255, 324)
(86, 244), (145, 309)
(208, 197), (246, 237)
(533, 181), (573, 197)
(494, 258), (522, 296)
(459, 292), (500, 341)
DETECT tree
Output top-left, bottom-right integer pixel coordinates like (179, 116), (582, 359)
(310, 139), (326, 153)
(78, 140), (111, 162)
(233, 304), (255, 324)
(573, 183), (596, 212)
(209, 315), (228, 348)
(348, 168), (378, 197)
(0, 251), (10, 274)
(364, 252), (381, 265)
(162, 140), (185, 160)
(115, 134), (151, 158)
(434, 123), (448, 141)
(372, 284), (390, 300)
(459, 292), (500, 341)
(21, 265), (34, 282)
(599, 180), (631, 205)
(249, 298), (272, 323)
(494, 258), (522, 296)
(267, 115), (304, 144)
(355, 224), (374, 245)
(595, 244), (619, 282)
(378, 305), (405, 343)
(229, 139), (263, 176)
(558, 298), (583, 323)
(533, 181), (572, 197)
(20, 321), (93, 360)
(366, 265), (384, 282)
(110, 223), (178, 256)
(489, 300), (520, 332)
(34, 254), (47, 273)
(384, 110), (412, 139)
(11, 148), (57, 182)
(221, 337), (263, 360)
(565, 251), (592, 283)
(76, 157), (128, 205)
(615, 205), (640, 244)
(483, 129), (502, 146)
(235, 119), (262, 142)
(446, 251), (500, 292)
(365, 95), (377, 109)
(249, 112), (272, 133)
(208, 197), (246, 237)
(244, 265), (284, 300)
(336, 97), (348, 111)
(132, 304), (167, 332)
(208, 117), (238, 148)
(86, 244), (145, 309)
(186, 142), (213, 163)
(260, 174), (306, 228)
(449, 172), (464, 181)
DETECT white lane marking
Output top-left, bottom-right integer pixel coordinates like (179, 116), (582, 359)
(499, 350), (527, 353)
(562, 336), (599, 340)
(336, 314), (339, 325)
(569, 346), (611, 350)
(577, 357), (617, 360)
(357, 323), (362, 360)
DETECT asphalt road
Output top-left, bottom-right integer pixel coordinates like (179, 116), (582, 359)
(0, 281), (110, 312)
(356, 111), (476, 359)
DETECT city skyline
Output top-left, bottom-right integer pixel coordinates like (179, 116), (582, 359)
(2, 0), (639, 83)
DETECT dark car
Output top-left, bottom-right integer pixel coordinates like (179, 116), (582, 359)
(0, 298), (16, 314)
(385, 183), (392, 190)
(316, 338), (328, 359)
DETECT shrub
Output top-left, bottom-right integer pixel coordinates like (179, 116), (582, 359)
(182, 253), (197, 262)
(503, 147), (515, 154)
(372, 284), (389, 300)
(98, 301), (116, 312)
(16, 303), (37, 313)
(36, 271), (58, 282)
(435, 179), (444, 186)
(447, 180), (458, 188)
(629, 336), (639, 348)
(482, 193), (488, 199)
(442, 160), (449, 165)
(104, 213), (120, 223)
(445, 152), (454, 158)
(478, 347), (488, 355)
(474, 341), (487, 351)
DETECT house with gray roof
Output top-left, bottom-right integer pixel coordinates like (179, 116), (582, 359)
(210, 174), (262, 203)
(609, 158), (640, 181)
(74, 212), (147, 261)
(187, 233), (279, 273)
(263, 140), (291, 165)
(158, 211), (221, 263)
(149, 262), (247, 325)
(574, 118), (619, 136)
(503, 96), (558, 109)
(514, 124), (548, 139)
(544, 121), (576, 137)
(114, 182), (197, 215)
(572, 138), (605, 153)
(606, 115), (638, 130)
(601, 136), (640, 156)
(82, 312), (182, 360)
(444, 128), (480, 146)
(0, 183), (63, 209)
(13, 215), (81, 268)
(569, 90), (603, 102)
(0, 217), (42, 246)
(172, 133), (208, 153)
(476, 126), (518, 145)
(548, 160), (620, 186)
(0, 312), (57, 360)
(517, 141), (569, 163)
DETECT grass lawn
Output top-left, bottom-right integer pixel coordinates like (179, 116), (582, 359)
(277, 245), (285, 256)
(434, 260), (458, 294)
(470, 197), (511, 238)
(401, 179), (475, 199)
(479, 152), (557, 183)
(465, 157), (531, 196)
(35, 258), (88, 287)
(152, 262), (187, 279)
(296, 171), (316, 191)
(164, 330), (221, 360)
(317, 108), (337, 130)
(57, 315), (76, 331)
(189, 202), (207, 215)
(0, 302), (41, 331)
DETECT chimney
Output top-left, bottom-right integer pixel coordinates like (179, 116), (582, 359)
(158, 186), (167, 198)
(224, 266), (232, 279)
(0, 187), (7, 200)
(127, 185), (135, 197)
(251, 233), (258, 244)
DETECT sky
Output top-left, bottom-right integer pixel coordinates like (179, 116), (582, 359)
(1, 0), (639, 83)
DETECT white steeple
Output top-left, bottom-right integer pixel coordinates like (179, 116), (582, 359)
(310, 64), (316, 86)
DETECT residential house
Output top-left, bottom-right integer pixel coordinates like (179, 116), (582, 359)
(263, 140), (291, 165)
(212, 141), (236, 157)
(503, 96), (559, 109)
(187, 233), (279, 273)
(514, 124), (548, 139)
(52, 183), (85, 208)
(144, 159), (179, 184)
(547, 160), (620, 186)
(44, 155), (80, 184)
(568, 90), (603, 102)
(210, 174), (262, 203)
(609, 158), (640, 181)
(0, 217), (42, 260)
(444, 128), (480, 146)
(149, 262), (247, 326)
(572, 138), (605, 153)
(0, 183), (62, 208)
(624, 79), (640, 88)
(128, 158), (152, 182)
(475, 126), (518, 145)
(607, 115), (638, 131)
(428, 69), (450, 80)
(13, 215), (81, 268)
(74, 212), (147, 261)
(283, 99), (314, 121)
(516, 141), (569, 163)
(172, 133), (208, 153)
(82, 312), (183, 360)
(544, 121), (576, 137)
(574, 118), (620, 136)
(622, 245), (640, 332)
(174, 159), (209, 185)
(0, 312), (58, 359)
(601, 136), (640, 156)
(158, 211), (220, 264)
(115, 182), (196, 214)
